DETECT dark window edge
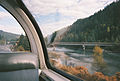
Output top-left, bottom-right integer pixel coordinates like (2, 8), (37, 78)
(17, 0), (83, 81)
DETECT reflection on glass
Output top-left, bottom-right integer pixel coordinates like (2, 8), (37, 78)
(0, 32), (30, 52)
(22, 0), (120, 80)
(0, 6), (30, 53)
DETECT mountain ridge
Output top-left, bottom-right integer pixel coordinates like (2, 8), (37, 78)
(48, 0), (120, 43)
(0, 30), (20, 41)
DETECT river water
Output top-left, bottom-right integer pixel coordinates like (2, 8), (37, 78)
(1, 45), (120, 76)
(48, 46), (120, 76)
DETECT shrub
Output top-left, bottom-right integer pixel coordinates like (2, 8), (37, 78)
(15, 45), (25, 51)
(93, 46), (103, 55)
(50, 58), (119, 81)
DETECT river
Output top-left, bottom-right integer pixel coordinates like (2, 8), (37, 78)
(1, 45), (120, 76)
(48, 46), (120, 76)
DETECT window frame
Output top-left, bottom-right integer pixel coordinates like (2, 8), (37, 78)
(0, 0), (47, 69)
(19, 0), (83, 81)
(0, 3), (32, 53)
(0, 0), (83, 80)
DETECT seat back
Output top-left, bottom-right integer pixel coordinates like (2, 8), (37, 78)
(0, 53), (39, 72)
(0, 69), (39, 81)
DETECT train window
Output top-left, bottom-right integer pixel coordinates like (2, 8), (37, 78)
(23, 0), (120, 80)
(0, 6), (30, 53)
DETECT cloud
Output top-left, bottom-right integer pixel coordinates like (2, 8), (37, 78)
(24, 0), (116, 18)
(0, 7), (24, 35)
(0, 24), (25, 35)
(0, 11), (11, 19)
(58, 0), (116, 18)
(23, 0), (116, 37)
(23, 0), (75, 15)
(39, 18), (76, 37)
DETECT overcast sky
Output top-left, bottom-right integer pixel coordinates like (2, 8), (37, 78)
(0, 0), (116, 36)
(0, 7), (24, 35)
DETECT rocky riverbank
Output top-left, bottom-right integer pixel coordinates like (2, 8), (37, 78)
(48, 51), (120, 81)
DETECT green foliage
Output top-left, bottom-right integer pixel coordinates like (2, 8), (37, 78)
(60, 1), (120, 43)
(0, 40), (5, 45)
(50, 32), (57, 43)
(0, 34), (4, 40)
(107, 27), (110, 32)
(15, 45), (25, 51)
(0, 35), (2, 40)
(0, 34), (5, 45)
(15, 35), (30, 51)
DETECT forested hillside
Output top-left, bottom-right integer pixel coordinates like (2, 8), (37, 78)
(60, 1), (120, 42)
(14, 35), (30, 51)
(0, 30), (19, 41)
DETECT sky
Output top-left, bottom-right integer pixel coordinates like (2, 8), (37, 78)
(0, 6), (25, 35)
(0, 0), (117, 36)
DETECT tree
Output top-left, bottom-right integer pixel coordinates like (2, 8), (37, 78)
(14, 34), (30, 51)
(107, 27), (110, 32)
(0, 35), (4, 40)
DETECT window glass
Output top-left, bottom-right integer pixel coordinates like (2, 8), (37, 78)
(23, 0), (120, 80)
(0, 6), (30, 53)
